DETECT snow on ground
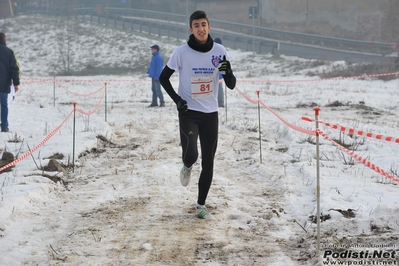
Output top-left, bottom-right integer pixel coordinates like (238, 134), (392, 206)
(0, 15), (398, 265)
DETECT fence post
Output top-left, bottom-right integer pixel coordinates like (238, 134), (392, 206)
(257, 90), (262, 164)
(72, 102), (77, 173)
(224, 84), (227, 124)
(104, 83), (108, 122)
(314, 106), (321, 251)
(53, 76), (56, 107)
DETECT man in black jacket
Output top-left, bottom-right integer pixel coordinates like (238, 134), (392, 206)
(0, 32), (20, 132)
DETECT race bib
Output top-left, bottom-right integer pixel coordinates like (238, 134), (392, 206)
(191, 76), (214, 99)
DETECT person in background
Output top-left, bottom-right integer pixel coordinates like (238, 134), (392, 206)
(159, 10), (236, 220)
(13, 1), (18, 16)
(214, 37), (225, 107)
(147, 44), (165, 107)
(0, 32), (20, 132)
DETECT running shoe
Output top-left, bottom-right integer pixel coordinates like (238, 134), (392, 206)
(196, 205), (214, 220)
(180, 165), (192, 187)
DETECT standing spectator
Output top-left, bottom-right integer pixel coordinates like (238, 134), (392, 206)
(159, 10), (236, 220)
(0, 32), (20, 132)
(214, 37), (225, 107)
(147, 44), (165, 107)
(13, 1), (18, 16)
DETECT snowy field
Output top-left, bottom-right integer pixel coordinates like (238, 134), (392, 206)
(0, 15), (398, 265)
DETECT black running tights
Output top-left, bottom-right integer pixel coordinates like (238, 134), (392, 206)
(179, 110), (218, 206)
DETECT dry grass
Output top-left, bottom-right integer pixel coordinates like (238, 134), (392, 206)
(320, 58), (399, 81)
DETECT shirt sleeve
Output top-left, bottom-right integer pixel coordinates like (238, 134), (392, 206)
(159, 66), (181, 104)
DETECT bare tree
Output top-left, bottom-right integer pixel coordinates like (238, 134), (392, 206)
(55, 12), (76, 75)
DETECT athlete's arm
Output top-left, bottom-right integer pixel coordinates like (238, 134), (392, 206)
(218, 55), (236, 89)
(159, 66), (182, 104)
(222, 72), (236, 90)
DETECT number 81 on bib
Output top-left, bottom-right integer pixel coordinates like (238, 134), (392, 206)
(191, 77), (214, 99)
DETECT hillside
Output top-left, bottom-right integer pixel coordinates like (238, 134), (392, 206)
(0, 14), (398, 265)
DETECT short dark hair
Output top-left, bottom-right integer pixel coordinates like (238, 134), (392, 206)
(189, 10), (209, 28)
(0, 32), (5, 42)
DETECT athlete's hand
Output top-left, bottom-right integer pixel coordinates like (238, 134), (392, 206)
(218, 55), (232, 75)
(177, 99), (188, 112)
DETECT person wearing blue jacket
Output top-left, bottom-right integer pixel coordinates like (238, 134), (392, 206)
(147, 44), (165, 107)
(0, 32), (20, 132)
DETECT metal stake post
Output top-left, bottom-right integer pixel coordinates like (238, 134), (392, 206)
(104, 83), (107, 122)
(53, 76), (56, 107)
(257, 90), (262, 164)
(314, 106), (321, 251)
(224, 84), (227, 123)
(72, 102), (77, 173)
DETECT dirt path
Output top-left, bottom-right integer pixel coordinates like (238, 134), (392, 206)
(10, 105), (315, 265)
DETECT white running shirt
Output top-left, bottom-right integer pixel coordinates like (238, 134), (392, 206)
(166, 43), (228, 113)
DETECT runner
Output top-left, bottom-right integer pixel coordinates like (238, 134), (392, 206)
(159, 10), (236, 220)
